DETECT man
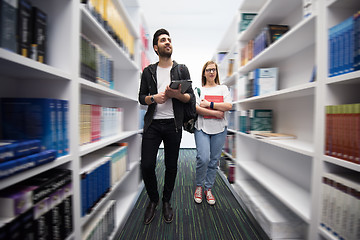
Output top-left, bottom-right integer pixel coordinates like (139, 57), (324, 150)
(138, 28), (194, 224)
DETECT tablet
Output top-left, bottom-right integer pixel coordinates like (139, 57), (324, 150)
(169, 79), (192, 93)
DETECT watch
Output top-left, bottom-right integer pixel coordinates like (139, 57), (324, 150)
(150, 95), (155, 104)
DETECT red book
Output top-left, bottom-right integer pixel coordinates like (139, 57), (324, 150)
(204, 95), (223, 119)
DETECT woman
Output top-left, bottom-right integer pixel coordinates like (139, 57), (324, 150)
(193, 61), (232, 205)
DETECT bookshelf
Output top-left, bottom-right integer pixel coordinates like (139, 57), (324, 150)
(216, 0), (360, 239)
(0, 0), (145, 239)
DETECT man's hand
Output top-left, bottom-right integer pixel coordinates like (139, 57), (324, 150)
(165, 85), (182, 99)
(154, 92), (168, 104)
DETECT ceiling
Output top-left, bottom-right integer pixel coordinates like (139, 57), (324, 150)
(132, 0), (243, 87)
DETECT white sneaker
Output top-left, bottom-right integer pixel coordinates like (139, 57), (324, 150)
(205, 189), (216, 205)
(194, 186), (203, 204)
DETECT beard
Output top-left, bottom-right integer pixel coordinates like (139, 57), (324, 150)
(158, 46), (172, 58)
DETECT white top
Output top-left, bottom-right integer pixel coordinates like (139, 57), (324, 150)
(153, 66), (174, 119)
(195, 85), (231, 134)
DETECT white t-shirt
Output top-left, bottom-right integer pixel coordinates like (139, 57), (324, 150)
(153, 66), (174, 119)
(195, 85), (231, 134)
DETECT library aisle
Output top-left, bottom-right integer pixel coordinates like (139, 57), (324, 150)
(117, 149), (268, 240)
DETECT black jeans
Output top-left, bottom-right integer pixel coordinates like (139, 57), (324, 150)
(141, 119), (182, 203)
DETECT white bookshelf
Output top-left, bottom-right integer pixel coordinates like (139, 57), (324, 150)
(0, 0), (145, 239)
(217, 0), (360, 239)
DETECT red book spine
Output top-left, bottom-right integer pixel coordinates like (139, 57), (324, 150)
(354, 104), (360, 164)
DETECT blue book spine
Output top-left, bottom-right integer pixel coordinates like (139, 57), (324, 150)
(329, 26), (334, 77)
(81, 174), (87, 216)
(0, 149), (55, 179)
(62, 100), (69, 155)
(349, 16), (354, 72)
(0, 139), (41, 162)
(254, 68), (259, 96)
(355, 12), (360, 71)
(333, 24), (339, 76)
(29, 98), (57, 152)
(56, 99), (64, 157)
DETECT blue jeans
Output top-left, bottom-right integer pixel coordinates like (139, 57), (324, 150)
(194, 128), (227, 190)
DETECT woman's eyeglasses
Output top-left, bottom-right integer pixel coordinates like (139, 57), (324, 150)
(205, 68), (216, 73)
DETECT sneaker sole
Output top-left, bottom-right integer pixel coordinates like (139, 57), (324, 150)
(194, 197), (202, 204)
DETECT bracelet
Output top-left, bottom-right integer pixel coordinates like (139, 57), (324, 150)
(210, 102), (214, 109)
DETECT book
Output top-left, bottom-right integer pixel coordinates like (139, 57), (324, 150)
(267, 24), (289, 45)
(247, 109), (272, 134)
(203, 95), (224, 119)
(169, 79), (192, 93)
(31, 6), (47, 63)
(0, 139), (41, 162)
(17, 0), (32, 57)
(239, 13), (257, 33)
(254, 132), (296, 140)
(254, 67), (278, 96)
(0, 0), (18, 52)
(0, 184), (37, 218)
(0, 149), (57, 179)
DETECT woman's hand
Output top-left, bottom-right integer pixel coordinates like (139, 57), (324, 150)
(200, 99), (210, 108)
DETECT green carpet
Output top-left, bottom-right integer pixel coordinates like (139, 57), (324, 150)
(117, 149), (268, 240)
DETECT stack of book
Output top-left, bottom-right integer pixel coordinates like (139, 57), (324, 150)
(0, 140), (57, 180)
(0, 168), (73, 239)
(1, 98), (69, 157)
(0, 0), (47, 63)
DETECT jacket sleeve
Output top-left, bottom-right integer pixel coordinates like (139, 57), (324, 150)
(138, 68), (150, 105)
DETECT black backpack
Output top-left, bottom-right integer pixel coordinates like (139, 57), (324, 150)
(183, 87), (200, 133)
(176, 64), (199, 133)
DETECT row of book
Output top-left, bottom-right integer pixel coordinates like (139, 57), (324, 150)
(224, 133), (236, 158)
(240, 24), (289, 66)
(0, 139), (57, 180)
(81, 144), (127, 216)
(325, 103), (360, 164)
(79, 104), (123, 146)
(82, 0), (135, 60)
(219, 154), (235, 184)
(80, 34), (114, 89)
(0, 168), (73, 240)
(0, 0), (47, 63)
(83, 200), (116, 240)
(328, 11), (360, 77)
(320, 172), (359, 240)
(1, 98), (69, 157)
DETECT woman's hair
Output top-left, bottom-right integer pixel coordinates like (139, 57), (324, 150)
(201, 61), (220, 86)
